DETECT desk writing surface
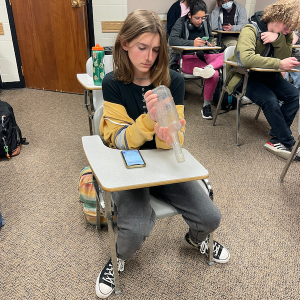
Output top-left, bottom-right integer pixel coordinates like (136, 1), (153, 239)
(82, 135), (209, 192)
(77, 74), (103, 90)
(170, 45), (221, 51)
(213, 30), (240, 34)
(224, 60), (300, 72)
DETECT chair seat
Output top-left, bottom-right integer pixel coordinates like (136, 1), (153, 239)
(181, 72), (202, 79)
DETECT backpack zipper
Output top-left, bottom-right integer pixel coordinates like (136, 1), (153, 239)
(2, 137), (10, 158)
(1, 115), (10, 158)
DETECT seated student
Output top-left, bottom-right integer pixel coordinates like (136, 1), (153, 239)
(210, 0), (247, 47)
(169, 0), (224, 120)
(96, 9), (230, 299)
(226, 0), (300, 160)
(167, 0), (190, 40)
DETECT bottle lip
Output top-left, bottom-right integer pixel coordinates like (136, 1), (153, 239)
(92, 44), (104, 50)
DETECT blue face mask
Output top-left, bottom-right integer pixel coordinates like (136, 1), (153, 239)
(222, 1), (233, 10)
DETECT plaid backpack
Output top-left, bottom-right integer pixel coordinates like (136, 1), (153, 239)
(0, 100), (27, 158)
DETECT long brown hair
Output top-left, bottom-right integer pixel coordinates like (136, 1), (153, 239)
(262, 0), (300, 31)
(112, 9), (171, 87)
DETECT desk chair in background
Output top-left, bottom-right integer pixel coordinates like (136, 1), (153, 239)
(212, 46), (297, 146)
(77, 55), (113, 135)
(280, 110), (300, 181)
(82, 105), (216, 295)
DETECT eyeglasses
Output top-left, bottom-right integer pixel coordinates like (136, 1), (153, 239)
(193, 16), (207, 21)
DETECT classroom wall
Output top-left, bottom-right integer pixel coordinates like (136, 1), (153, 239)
(1, 0), (263, 85)
(254, 0), (274, 12)
(94, 0), (251, 47)
(0, 0), (19, 84)
(127, 0), (247, 14)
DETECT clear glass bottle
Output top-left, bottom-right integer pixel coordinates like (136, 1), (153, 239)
(152, 85), (185, 163)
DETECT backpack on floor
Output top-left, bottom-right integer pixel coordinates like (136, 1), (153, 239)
(212, 76), (237, 112)
(0, 100), (28, 158)
(78, 166), (115, 226)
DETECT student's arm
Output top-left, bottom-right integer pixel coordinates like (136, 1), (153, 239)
(210, 6), (220, 30)
(236, 25), (281, 69)
(100, 101), (157, 150)
(272, 32), (293, 59)
(231, 5), (247, 31)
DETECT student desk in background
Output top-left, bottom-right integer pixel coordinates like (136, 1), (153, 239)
(212, 30), (240, 46)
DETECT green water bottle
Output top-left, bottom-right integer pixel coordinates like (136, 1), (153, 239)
(92, 44), (105, 86)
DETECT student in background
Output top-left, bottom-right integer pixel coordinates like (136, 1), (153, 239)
(210, 0), (247, 47)
(167, 0), (190, 40)
(225, 0), (300, 160)
(169, 0), (224, 119)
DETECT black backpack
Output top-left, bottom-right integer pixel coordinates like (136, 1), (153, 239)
(0, 100), (27, 158)
(212, 76), (237, 112)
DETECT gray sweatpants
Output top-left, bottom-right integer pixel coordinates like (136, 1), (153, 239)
(112, 180), (221, 260)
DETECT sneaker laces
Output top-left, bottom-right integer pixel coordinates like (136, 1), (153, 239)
(101, 258), (125, 286)
(199, 236), (221, 257)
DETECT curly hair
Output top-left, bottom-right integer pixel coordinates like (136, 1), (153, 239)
(112, 9), (170, 87)
(262, 0), (300, 31)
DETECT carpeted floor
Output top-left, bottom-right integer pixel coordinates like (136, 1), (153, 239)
(0, 84), (300, 300)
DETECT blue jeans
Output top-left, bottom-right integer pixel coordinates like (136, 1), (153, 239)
(245, 73), (299, 149)
(112, 181), (221, 260)
(285, 65), (300, 89)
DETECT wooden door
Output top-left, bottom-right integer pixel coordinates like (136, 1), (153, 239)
(10, 0), (89, 93)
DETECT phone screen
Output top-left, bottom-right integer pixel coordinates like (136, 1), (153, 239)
(201, 36), (209, 41)
(207, 38), (217, 45)
(121, 150), (146, 168)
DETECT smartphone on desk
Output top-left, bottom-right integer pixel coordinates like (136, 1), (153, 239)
(121, 150), (146, 169)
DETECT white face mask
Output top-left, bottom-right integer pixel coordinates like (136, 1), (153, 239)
(222, 1), (233, 10)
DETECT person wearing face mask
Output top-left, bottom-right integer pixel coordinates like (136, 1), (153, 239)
(226, 0), (300, 160)
(210, 0), (247, 47)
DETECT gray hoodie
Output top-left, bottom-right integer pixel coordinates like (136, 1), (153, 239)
(210, 1), (247, 31)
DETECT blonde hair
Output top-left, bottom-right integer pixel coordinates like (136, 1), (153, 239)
(112, 9), (170, 87)
(262, 0), (300, 31)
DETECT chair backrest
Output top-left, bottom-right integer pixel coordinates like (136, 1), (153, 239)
(86, 55), (114, 111)
(223, 45), (236, 80)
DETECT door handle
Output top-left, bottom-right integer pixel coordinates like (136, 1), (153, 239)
(71, 0), (85, 8)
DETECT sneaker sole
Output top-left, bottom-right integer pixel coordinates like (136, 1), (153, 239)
(95, 274), (114, 299)
(201, 109), (213, 119)
(264, 143), (291, 160)
(193, 67), (216, 79)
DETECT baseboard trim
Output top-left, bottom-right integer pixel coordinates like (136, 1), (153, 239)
(2, 81), (25, 89)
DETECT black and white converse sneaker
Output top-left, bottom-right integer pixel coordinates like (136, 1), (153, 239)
(95, 258), (125, 298)
(264, 138), (300, 160)
(185, 233), (230, 264)
(201, 104), (213, 119)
